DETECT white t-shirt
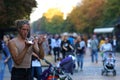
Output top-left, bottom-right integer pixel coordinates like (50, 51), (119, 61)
(32, 60), (41, 67)
(52, 39), (61, 48)
(80, 41), (86, 49)
(105, 57), (114, 65)
(87, 39), (91, 48)
(100, 43), (112, 52)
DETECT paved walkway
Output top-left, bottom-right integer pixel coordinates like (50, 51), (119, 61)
(4, 50), (120, 80)
(70, 52), (120, 80)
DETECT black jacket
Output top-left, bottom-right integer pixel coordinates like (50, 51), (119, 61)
(75, 42), (85, 54)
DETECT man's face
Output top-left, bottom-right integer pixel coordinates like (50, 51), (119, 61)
(105, 39), (109, 43)
(19, 24), (30, 39)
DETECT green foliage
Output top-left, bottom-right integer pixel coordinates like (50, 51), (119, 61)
(39, 16), (48, 32)
(67, 0), (106, 33)
(0, 0), (36, 27)
(32, 0), (120, 34)
(101, 0), (120, 26)
(31, 16), (47, 34)
(63, 18), (76, 33)
(43, 15), (64, 34)
(66, 0), (120, 33)
(32, 15), (65, 34)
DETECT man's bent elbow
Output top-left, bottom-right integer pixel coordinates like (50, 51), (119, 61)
(14, 60), (23, 65)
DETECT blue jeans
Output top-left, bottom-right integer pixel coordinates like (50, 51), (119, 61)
(32, 66), (42, 80)
(112, 46), (117, 55)
(0, 60), (5, 80)
(76, 54), (84, 70)
(91, 49), (98, 63)
(0, 53), (5, 80)
(5, 58), (13, 73)
(3, 46), (13, 73)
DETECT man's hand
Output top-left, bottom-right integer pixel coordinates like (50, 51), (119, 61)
(25, 40), (33, 48)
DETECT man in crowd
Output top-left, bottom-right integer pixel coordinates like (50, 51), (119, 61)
(8, 19), (44, 80)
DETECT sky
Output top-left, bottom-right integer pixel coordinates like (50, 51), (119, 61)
(30, 0), (82, 23)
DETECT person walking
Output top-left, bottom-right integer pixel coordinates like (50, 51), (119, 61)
(31, 52), (42, 80)
(41, 34), (50, 55)
(0, 33), (6, 80)
(0, 34), (13, 80)
(8, 19), (44, 80)
(86, 36), (91, 56)
(31, 36), (42, 80)
(3, 35), (13, 73)
(52, 34), (61, 62)
(110, 35), (118, 54)
(90, 35), (99, 63)
(100, 37), (112, 52)
(75, 36), (86, 71)
(100, 37), (112, 59)
(61, 33), (74, 59)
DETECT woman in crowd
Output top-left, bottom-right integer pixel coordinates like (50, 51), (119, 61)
(61, 33), (74, 59)
(100, 37), (112, 52)
(75, 35), (86, 71)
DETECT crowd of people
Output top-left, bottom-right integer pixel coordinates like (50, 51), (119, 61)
(0, 19), (119, 80)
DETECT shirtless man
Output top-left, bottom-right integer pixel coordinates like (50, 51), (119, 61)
(8, 19), (44, 80)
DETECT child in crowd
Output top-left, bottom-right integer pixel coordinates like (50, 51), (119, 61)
(105, 53), (115, 66)
(55, 57), (62, 67)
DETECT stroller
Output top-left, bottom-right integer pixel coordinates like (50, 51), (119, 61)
(60, 55), (76, 75)
(101, 51), (116, 76)
(40, 58), (72, 80)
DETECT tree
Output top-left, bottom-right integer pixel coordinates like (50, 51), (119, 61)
(39, 16), (48, 32)
(41, 15), (64, 34)
(31, 8), (65, 34)
(31, 16), (48, 34)
(43, 8), (64, 21)
(0, 0), (36, 29)
(63, 18), (76, 33)
(101, 0), (120, 26)
(67, 0), (106, 33)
